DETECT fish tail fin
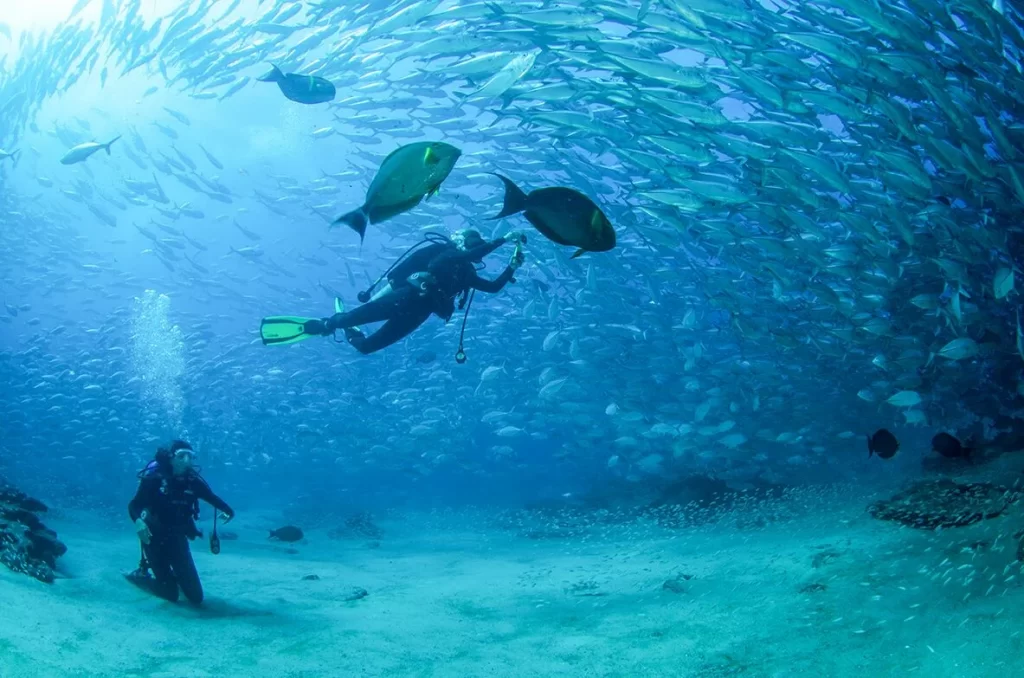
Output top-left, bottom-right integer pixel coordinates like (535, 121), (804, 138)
(532, 42), (556, 57)
(105, 135), (121, 153)
(488, 173), (528, 219)
(268, 530), (275, 538)
(257, 64), (284, 83)
(709, 41), (726, 63)
(334, 207), (368, 241)
(638, 0), (652, 22)
(866, 434), (873, 457)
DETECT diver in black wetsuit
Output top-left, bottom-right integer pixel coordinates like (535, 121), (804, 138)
(126, 440), (234, 605)
(305, 228), (525, 355)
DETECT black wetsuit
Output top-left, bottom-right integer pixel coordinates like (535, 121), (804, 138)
(326, 238), (515, 354)
(128, 465), (233, 604)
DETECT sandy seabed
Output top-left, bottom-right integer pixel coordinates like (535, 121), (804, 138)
(2, 488), (1024, 678)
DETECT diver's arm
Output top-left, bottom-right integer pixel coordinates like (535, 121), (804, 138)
(471, 267), (515, 294)
(127, 476), (159, 521)
(448, 238), (507, 264)
(191, 476), (235, 517)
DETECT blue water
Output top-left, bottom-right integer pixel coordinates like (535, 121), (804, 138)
(3, 0), (1024, 675)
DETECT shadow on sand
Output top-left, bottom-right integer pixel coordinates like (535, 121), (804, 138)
(169, 597), (281, 621)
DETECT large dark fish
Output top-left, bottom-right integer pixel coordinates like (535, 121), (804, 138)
(269, 525), (305, 542)
(931, 432), (972, 459)
(867, 428), (899, 459)
(489, 174), (616, 259)
(257, 64), (335, 104)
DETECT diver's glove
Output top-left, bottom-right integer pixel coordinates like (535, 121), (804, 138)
(504, 230), (526, 244)
(303, 318), (331, 336)
(509, 247), (525, 271)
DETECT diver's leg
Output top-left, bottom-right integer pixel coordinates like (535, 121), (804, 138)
(326, 287), (417, 331)
(168, 537), (203, 605)
(348, 302), (433, 354)
(140, 539), (180, 602)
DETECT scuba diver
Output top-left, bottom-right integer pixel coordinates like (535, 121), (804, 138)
(125, 440), (234, 605)
(261, 228), (526, 361)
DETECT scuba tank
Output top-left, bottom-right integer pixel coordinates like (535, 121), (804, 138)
(357, 232), (451, 302)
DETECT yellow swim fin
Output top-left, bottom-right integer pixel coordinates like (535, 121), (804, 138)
(260, 316), (320, 346)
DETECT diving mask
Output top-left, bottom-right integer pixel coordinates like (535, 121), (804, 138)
(173, 448), (195, 462)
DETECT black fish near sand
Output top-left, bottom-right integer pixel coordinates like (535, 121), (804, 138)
(489, 173), (616, 259)
(931, 432), (972, 459)
(257, 64), (335, 104)
(269, 526), (304, 542)
(867, 428), (899, 459)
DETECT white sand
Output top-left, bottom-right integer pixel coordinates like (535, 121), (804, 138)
(3, 489), (1024, 678)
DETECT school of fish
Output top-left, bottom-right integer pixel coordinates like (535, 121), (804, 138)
(1, 0), (1023, 490)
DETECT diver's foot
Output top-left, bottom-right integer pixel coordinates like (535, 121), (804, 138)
(303, 318), (331, 336)
(124, 568), (152, 587)
(343, 328), (365, 343)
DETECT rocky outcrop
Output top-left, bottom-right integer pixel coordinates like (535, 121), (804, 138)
(869, 480), (1019, 529)
(0, 483), (66, 583)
